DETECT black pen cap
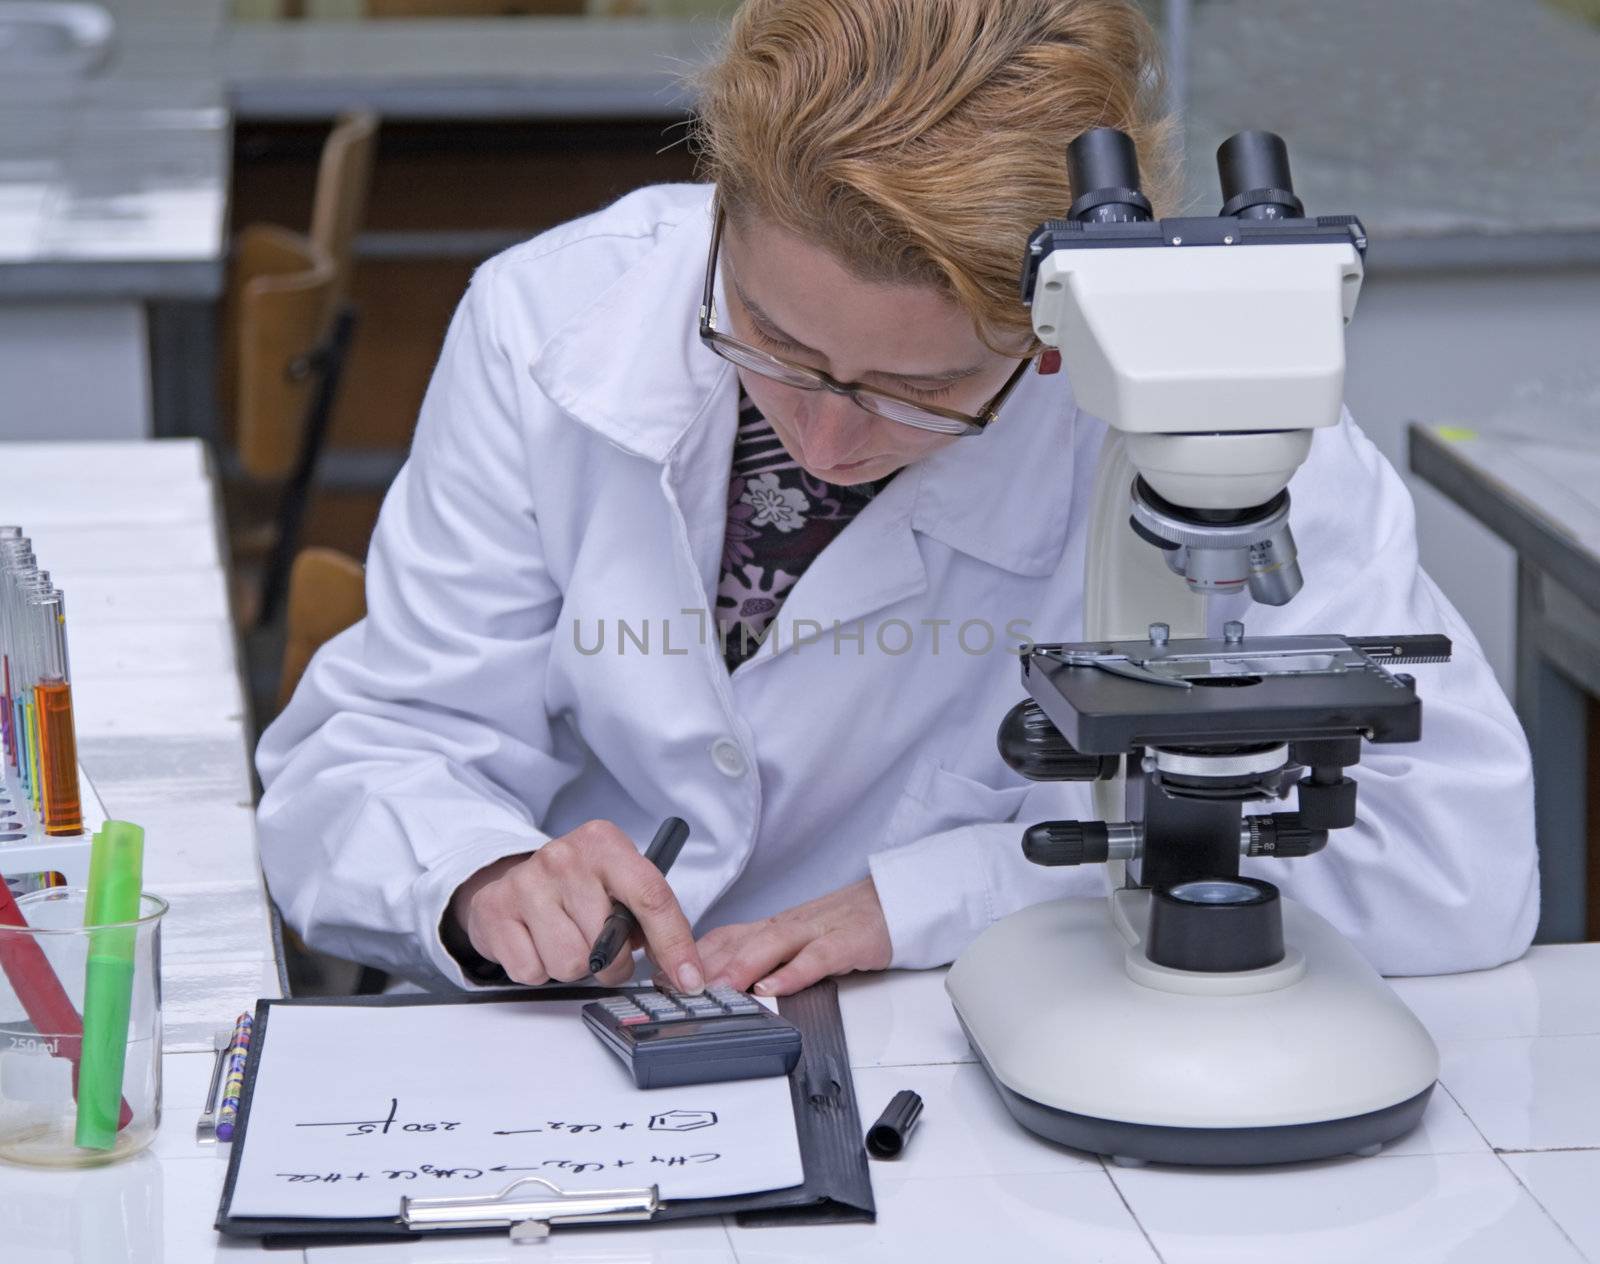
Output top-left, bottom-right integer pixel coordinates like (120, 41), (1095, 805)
(865, 1089), (924, 1159)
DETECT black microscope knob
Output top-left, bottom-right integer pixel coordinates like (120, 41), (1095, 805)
(1297, 776), (1358, 830)
(1246, 813), (1329, 858)
(1145, 877), (1285, 973)
(1023, 821), (1110, 867)
(998, 700), (1119, 782)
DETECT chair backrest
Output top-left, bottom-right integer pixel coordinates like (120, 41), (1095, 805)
(278, 547), (367, 713)
(230, 225), (338, 482)
(363, 1), (585, 14)
(309, 111), (379, 307)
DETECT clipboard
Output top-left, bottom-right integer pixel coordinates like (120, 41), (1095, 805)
(214, 979), (874, 1245)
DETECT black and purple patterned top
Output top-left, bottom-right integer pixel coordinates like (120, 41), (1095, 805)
(717, 391), (891, 671)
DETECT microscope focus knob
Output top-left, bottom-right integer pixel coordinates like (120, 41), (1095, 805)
(1145, 877), (1285, 973)
(998, 700), (1120, 782)
(1023, 821), (1111, 867)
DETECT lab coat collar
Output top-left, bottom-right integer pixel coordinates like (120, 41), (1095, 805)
(908, 369), (1080, 577)
(528, 193), (726, 467)
(528, 189), (1078, 581)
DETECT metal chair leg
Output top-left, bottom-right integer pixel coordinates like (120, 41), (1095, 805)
(257, 304), (358, 629)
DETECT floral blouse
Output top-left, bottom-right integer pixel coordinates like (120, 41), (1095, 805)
(717, 390), (890, 672)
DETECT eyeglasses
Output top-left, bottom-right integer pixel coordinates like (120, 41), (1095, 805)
(697, 206), (1030, 437)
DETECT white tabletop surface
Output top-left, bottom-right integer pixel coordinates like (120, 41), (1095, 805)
(9, 949), (1595, 1264)
(0, 439), (280, 1055)
(5, 440), (1598, 1262)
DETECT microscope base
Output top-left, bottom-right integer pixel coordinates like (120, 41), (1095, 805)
(956, 1013), (1431, 1166)
(947, 892), (1439, 1167)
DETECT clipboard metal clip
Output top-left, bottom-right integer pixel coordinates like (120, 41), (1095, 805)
(400, 1176), (660, 1243)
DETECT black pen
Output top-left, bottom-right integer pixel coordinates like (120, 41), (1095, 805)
(587, 817), (691, 976)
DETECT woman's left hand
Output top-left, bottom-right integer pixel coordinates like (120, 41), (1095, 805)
(692, 877), (893, 997)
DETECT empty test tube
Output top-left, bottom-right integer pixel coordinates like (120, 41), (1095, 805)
(0, 537), (34, 770)
(1, 552), (42, 781)
(16, 570), (51, 811)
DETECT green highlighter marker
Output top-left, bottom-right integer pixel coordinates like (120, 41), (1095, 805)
(75, 821), (145, 1150)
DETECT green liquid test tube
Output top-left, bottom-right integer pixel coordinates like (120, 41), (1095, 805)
(75, 821), (146, 1151)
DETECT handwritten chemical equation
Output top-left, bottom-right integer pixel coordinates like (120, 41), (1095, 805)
(496, 1110), (719, 1136)
(274, 1154), (722, 1184)
(294, 1098), (462, 1138)
(296, 1099), (720, 1139)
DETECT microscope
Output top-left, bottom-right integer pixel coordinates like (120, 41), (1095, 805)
(945, 129), (1444, 1166)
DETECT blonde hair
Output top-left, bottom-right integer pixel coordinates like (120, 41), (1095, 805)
(692, 0), (1174, 353)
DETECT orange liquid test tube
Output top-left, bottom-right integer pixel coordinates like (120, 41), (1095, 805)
(36, 679), (81, 835)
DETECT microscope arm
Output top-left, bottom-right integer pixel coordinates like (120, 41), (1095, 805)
(1081, 430), (1207, 890)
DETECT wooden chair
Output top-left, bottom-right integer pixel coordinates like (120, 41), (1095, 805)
(226, 112), (378, 629)
(363, 1), (586, 15)
(277, 546), (367, 712)
(309, 111), (378, 309)
(275, 546), (388, 994)
(228, 227), (337, 487)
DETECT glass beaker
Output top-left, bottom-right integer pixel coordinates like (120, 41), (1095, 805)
(0, 888), (166, 1167)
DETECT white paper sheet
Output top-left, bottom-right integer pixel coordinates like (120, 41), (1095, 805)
(225, 1000), (805, 1219)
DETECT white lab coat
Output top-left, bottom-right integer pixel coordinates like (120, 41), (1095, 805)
(256, 183), (1539, 990)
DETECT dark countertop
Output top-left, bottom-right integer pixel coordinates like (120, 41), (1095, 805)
(1410, 417), (1600, 605)
(0, 0), (230, 297)
(1180, 0), (1600, 269)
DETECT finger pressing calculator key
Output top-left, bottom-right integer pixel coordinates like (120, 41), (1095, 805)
(581, 984), (803, 1089)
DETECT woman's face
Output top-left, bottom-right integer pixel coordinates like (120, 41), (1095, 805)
(720, 213), (1021, 486)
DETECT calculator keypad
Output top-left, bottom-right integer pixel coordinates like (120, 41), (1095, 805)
(600, 982), (766, 1024)
(582, 983), (802, 1088)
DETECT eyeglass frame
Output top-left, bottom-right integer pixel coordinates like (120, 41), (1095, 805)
(697, 204), (1032, 437)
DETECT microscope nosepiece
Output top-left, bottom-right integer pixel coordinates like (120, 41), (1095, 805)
(1129, 479), (1305, 606)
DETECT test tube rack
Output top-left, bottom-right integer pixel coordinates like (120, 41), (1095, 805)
(1, 525), (96, 891)
(0, 762), (107, 891)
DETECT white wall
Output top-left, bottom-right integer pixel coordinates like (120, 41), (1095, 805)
(1340, 265), (1600, 692)
(0, 301), (151, 441)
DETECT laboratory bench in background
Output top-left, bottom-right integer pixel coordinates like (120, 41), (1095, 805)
(1411, 422), (1600, 947)
(5, 0), (1599, 695)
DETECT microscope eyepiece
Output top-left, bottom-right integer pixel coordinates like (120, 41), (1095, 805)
(1217, 130), (1305, 220)
(1066, 127), (1154, 224)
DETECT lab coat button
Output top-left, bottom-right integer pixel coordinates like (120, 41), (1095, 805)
(710, 738), (747, 778)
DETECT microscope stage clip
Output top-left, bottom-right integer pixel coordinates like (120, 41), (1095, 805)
(1031, 633), (1374, 690)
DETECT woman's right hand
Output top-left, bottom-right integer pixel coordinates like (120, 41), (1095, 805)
(448, 820), (705, 991)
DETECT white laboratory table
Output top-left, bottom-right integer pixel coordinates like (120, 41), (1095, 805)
(22, 951), (1600, 1264)
(0, 439), (280, 1261)
(6, 440), (1600, 1262)
(0, 440), (281, 1047)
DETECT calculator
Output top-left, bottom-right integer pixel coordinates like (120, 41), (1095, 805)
(581, 983), (803, 1089)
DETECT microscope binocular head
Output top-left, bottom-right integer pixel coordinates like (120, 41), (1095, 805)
(1024, 127), (1367, 606)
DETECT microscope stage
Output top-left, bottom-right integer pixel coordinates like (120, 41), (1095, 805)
(1023, 634), (1423, 753)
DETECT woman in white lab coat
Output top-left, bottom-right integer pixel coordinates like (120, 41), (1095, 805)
(256, 0), (1538, 993)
